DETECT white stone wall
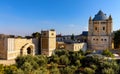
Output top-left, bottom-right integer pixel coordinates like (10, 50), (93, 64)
(65, 43), (87, 52)
(7, 38), (15, 52)
(4, 38), (39, 60)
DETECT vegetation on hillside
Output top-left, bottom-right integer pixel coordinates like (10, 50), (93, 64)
(0, 49), (120, 74)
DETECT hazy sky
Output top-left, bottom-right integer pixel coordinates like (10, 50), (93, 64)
(0, 0), (120, 36)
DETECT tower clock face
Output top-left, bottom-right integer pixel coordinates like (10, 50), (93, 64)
(51, 33), (54, 36)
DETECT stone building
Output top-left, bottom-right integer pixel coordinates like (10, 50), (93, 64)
(41, 30), (56, 56)
(88, 10), (112, 50)
(0, 37), (38, 60)
(65, 42), (87, 52)
(56, 42), (65, 49)
(0, 29), (56, 60)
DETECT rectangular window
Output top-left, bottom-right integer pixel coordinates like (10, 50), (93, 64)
(95, 27), (97, 30)
(101, 22), (106, 24)
(103, 27), (105, 30)
(101, 39), (103, 41)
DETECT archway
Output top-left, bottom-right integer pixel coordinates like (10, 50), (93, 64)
(27, 47), (32, 54)
(21, 43), (35, 55)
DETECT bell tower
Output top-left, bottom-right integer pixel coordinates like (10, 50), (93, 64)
(41, 29), (56, 56)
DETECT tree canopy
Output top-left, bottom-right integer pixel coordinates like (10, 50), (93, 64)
(32, 32), (41, 38)
(114, 29), (120, 49)
(0, 49), (120, 74)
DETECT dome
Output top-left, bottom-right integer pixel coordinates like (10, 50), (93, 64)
(93, 10), (108, 21)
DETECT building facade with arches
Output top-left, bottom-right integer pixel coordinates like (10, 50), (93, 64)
(0, 30), (56, 60)
(88, 10), (113, 50)
(0, 38), (38, 60)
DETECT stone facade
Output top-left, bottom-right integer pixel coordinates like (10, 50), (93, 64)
(88, 10), (112, 50)
(56, 42), (65, 49)
(65, 43), (87, 52)
(0, 30), (56, 60)
(0, 38), (38, 60)
(41, 30), (56, 56)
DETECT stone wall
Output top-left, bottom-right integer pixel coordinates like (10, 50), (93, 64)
(0, 38), (39, 60)
(41, 30), (56, 56)
(65, 43), (87, 52)
(0, 38), (7, 59)
(88, 11), (112, 50)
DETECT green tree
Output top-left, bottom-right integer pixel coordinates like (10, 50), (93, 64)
(63, 66), (77, 74)
(60, 55), (70, 65)
(114, 29), (120, 49)
(102, 49), (114, 57)
(102, 68), (114, 74)
(90, 64), (97, 70)
(21, 62), (33, 73)
(49, 62), (60, 74)
(14, 69), (24, 74)
(81, 55), (100, 67)
(32, 32), (41, 38)
(100, 60), (119, 74)
(35, 55), (47, 67)
(4, 65), (18, 74)
(48, 54), (60, 64)
(54, 50), (69, 57)
(83, 67), (95, 74)
(33, 67), (48, 74)
(71, 34), (74, 40)
(0, 64), (4, 74)
(75, 60), (81, 67)
(17, 36), (22, 38)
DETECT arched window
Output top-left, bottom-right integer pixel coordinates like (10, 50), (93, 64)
(104, 39), (107, 41)
(95, 27), (97, 30)
(96, 39), (98, 41)
(103, 27), (105, 30)
(101, 39), (103, 41)
(51, 33), (54, 35)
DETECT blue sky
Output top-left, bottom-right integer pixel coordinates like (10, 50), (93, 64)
(0, 0), (120, 36)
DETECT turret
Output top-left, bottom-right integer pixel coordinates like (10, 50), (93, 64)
(88, 16), (93, 36)
(108, 15), (112, 35)
(89, 16), (92, 21)
(108, 15), (112, 21)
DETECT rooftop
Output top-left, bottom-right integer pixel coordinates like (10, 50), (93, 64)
(93, 10), (108, 21)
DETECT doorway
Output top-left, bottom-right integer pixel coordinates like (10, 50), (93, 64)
(27, 47), (32, 54)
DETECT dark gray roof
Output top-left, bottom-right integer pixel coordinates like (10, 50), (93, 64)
(81, 31), (88, 36)
(93, 10), (107, 21)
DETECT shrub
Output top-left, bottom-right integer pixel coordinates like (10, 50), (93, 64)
(49, 62), (60, 74)
(63, 66), (76, 74)
(60, 55), (70, 65)
(102, 49), (114, 57)
(83, 67), (95, 74)
(102, 68), (114, 74)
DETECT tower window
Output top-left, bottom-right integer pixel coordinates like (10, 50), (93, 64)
(94, 22), (98, 24)
(101, 39), (103, 41)
(103, 27), (105, 30)
(96, 39), (98, 41)
(43, 33), (46, 36)
(101, 22), (106, 24)
(95, 27), (97, 30)
(51, 33), (54, 35)
(104, 39), (107, 41)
